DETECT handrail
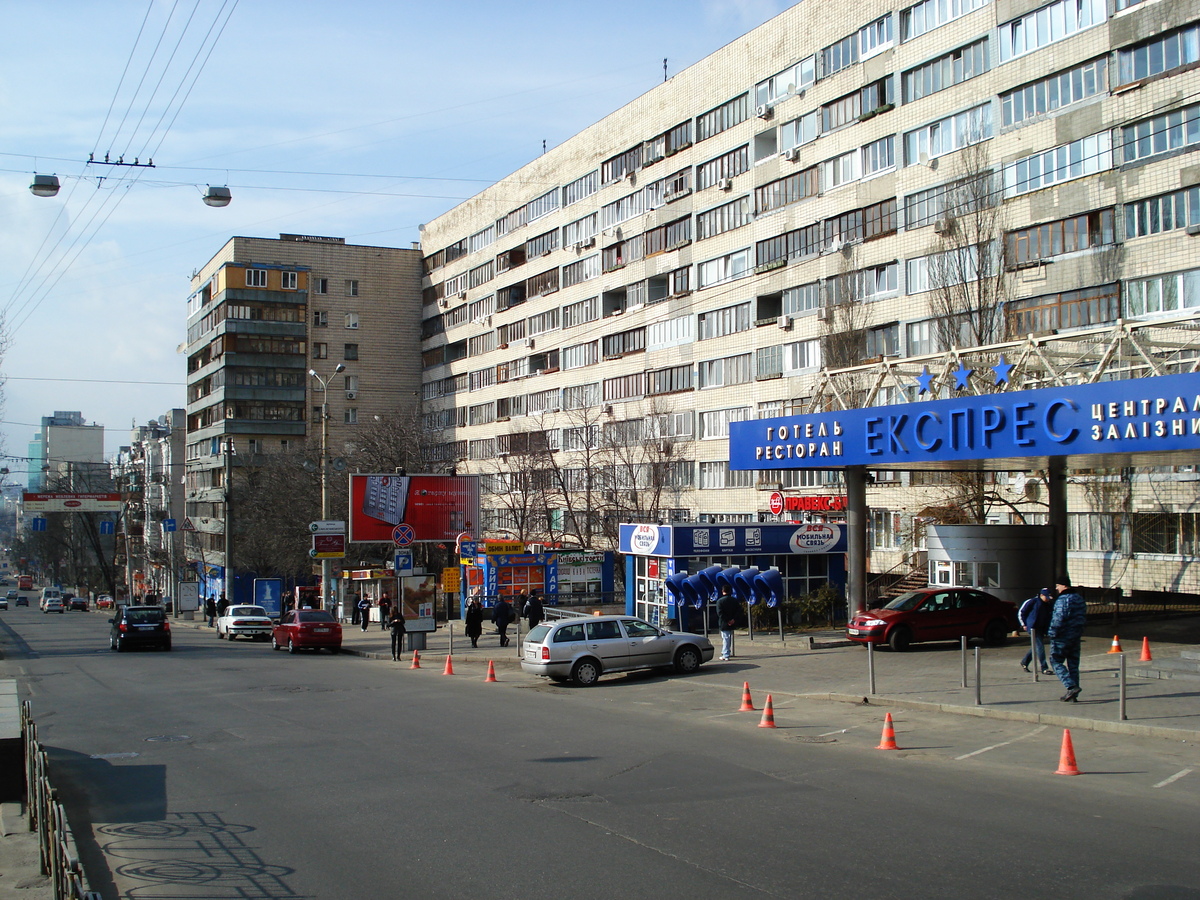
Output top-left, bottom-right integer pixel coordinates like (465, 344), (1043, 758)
(20, 701), (102, 900)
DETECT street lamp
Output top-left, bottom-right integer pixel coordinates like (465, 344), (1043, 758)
(309, 364), (346, 615)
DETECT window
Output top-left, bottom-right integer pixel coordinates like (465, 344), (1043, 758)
(699, 407), (752, 439)
(469, 259), (496, 287)
(344, 375), (359, 397)
(647, 315), (695, 350)
(697, 249), (751, 288)
(696, 197), (751, 239)
(904, 104), (992, 165)
(1069, 513), (1118, 551)
(562, 383), (600, 410)
(344, 312), (359, 329)
(784, 339), (822, 373)
(246, 268), (267, 287)
(859, 14), (895, 58)
(563, 213), (598, 247)
(904, 173), (997, 229)
(527, 307), (559, 337)
(314, 277), (328, 294)
(906, 319), (939, 355)
(602, 144), (642, 184)
(562, 296), (599, 329)
(281, 271), (298, 290)
(562, 255), (600, 289)
(871, 509), (902, 550)
(346, 280), (359, 297)
(866, 324), (900, 357)
(469, 224), (496, 253)
(756, 60), (815, 108)
(526, 188), (560, 222)
(1125, 186), (1200, 238)
(602, 327), (646, 357)
(902, 38), (990, 103)
(645, 168), (692, 208)
(1006, 284), (1119, 335)
(757, 344), (783, 379)
(698, 93), (750, 141)
(755, 167), (819, 213)
(783, 282), (823, 315)
(524, 230), (558, 259)
(344, 343), (359, 360)
(562, 171), (599, 207)
(1006, 209), (1114, 265)
(313, 310), (328, 327)
(1122, 104), (1200, 164)
(756, 223), (823, 267)
(312, 342), (328, 359)
(823, 91), (862, 132)
(862, 136), (896, 176)
(699, 461), (754, 490)
(822, 150), (861, 189)
(603, 372), (644, 401)
(902, 0), (989, 41)
(344, 408), (358, 425)
(698, 353), (752, 388)
(1003, 132), (1112, 196)
(562, 341), (599, 370)
(1125, 269), (1200, 317)
(780, 110), (819, 150)
(647, 364), (693, 395)
(1119, 23), (1200, 85)
(698, 303), (752, 340)
(998, 0), (1107, 63)
(697, 145), (749, 188)
(1001, 57), (1107, 126)
(828, 262), (899, 303)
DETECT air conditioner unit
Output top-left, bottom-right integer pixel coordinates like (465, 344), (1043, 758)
(756, 104), (774, 119)
(459, 291), (467, 300)
(345, 390), (357, 400)
(439, 299), (449, 308)
(777, 315), (794, 330)
(346, 321), (359, 329)
(1186, 224), (1200, 236)
(581, 237), (595, 248)
(933, 217), (955, 236)
(716, 177), (733, 191)
(816, 307), (830, 321)
(783, 147), (800, 162)
(527, 338), (535, 349)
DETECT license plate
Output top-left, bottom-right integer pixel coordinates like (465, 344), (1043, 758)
(137, 625), (156, 630)
(524, 649), (535, 660)
(847, 628), (860, 635)
(313, 627), (330, 633)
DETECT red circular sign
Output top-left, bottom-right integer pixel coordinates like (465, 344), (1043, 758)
(64, 500), (82, 508)
(768, 491), (785, 515)
(392, 523), (415, 547)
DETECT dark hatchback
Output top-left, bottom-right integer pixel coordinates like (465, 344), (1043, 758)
(110, 605), (172, 651)
(847, 588), (1018, 651)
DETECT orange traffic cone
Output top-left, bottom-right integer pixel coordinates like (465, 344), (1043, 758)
(410, 650), (421, 669)
(1107, 635), (1123, 654)
(738, 681), (756, 711)
(1140, 636), (1153, 662)
(484, 660), (498, 682)
(876, 712), (899, 750)
(443, 654), (455, 675)
(758, 695), (777, 728)
(1055, 728), (1080, 776)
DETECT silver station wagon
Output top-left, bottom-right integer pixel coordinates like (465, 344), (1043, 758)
(521, 614), (715, 686)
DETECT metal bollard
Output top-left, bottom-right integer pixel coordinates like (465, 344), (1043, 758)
(1119, 653), (1127, 721)
(1031, 628), (1040, 682)
(867, 641), (876, 696)
(974, 647), (982, 706)
(778, 608), (785, 642)
(960, 636), (968, 688)
(448, 622), (453, 656)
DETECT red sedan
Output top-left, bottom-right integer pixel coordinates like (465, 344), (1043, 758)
(272, 609), (342, 653)
(847, 588), (1018, 651)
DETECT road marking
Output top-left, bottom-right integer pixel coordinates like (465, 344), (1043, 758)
(1153, 768), (1194, 788)
(955, 725), (1048, 760)
(819, 725), (867, 737)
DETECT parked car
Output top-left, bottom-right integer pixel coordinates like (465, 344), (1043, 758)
(521, 614), (715, 686)
(96, 595), (114, 610)
(217, 605), (274, 641)
(68, 596), (89, 611)
(109, 605), (172, 651)
(846, 588), (1019, 652)
(39, 587), (62, 611)
(42, 598), (64, 614)
(272, 609), (342, 653)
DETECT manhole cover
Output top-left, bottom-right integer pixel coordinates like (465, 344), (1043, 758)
(144, 735), (190, 743)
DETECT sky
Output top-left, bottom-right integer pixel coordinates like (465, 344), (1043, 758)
(0, 0), (795, 474)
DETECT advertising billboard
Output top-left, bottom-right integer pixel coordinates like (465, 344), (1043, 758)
(348, 474), (480, 544)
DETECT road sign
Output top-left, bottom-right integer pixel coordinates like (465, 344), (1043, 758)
(99, 521), (115, 535)
(459, 540), (477, 556)
(254, 578), (284, 617)
(31, 518), (46, 532)
(309, 520), (346, 535)
(394, 550), (413, 573)
(180, 517), (196, 532)
(163, 518), (177, 532)
(312, 534), (346, 558)
(441, 567), (461, 592)
(392, 523), (415, 547)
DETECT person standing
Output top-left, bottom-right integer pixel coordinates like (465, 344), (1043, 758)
(1048, 577), (1087, 701)
(464, 596), (484, 648)
(378, 594), (392, 632)
(492, 595), (513, 648)
(204, 595), (216, 627)
(350, 592), (361, 625)
(522, 590), (544, 631)
(1018, 588), (1055, 674)
(357, 594), (372, 632)
(716, 584), (739, 661)
(217, 592), (229, 619)
(388, 607), (407, 660)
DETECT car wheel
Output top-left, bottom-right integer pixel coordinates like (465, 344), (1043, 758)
(217, 628), (224, 639)
(116, 638), (125, 653)
(288, 638), (297, 654)
(570, 658), (601, 687)
(674, 646), (702, 674)
(110, 636), (117, 652)
(271, 635), (281, 651)
(327, 646), (340, 654)
(887, 626), (912, 652)
(983, 619), (1009, 646)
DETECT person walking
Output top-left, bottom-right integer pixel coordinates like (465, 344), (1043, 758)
(378, 594), (392, 632)
(464, 595), (484, 648)
(492, 595), (514, 647)
(1048, 577), (1087, 702)
(357, 594), (372, 632)
(204, 595), (216, 627)
(716, 584), (739, 661)
(388, 606), (407, 660)
(522, 590), (544, 631)
(1018, 588), (1055, 674)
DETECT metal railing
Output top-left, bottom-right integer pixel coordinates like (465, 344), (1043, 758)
(20, 701), (102, 900)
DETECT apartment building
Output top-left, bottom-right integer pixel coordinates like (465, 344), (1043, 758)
(184, 234), (423, 599)
(419, 0), (1200, 598)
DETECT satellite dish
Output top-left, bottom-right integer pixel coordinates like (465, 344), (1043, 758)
(331, 457), (348, 471)
(301, 459), (318, 473)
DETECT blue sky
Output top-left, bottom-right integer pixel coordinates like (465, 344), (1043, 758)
(0, 0), (793, 468)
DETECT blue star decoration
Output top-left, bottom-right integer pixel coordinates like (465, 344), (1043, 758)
(953, 362), (972, 390)
(915, 366), (934, 395)
(991, 354), (1013, 385)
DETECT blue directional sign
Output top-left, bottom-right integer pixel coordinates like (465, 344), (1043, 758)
(163, 518), (177, 532)
(31, 518), (47, 532)
(99, 521), (115, 535)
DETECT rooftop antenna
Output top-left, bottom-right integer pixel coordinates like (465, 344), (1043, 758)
(542, 139), (546, 155)
(663, 58), (668, 82)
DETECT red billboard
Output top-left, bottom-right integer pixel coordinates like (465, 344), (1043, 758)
(348, 474), (480, 544)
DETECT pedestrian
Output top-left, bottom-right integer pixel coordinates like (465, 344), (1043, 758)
(357, 594), (372, 632)
(388, 606), (407, 660)
(464, 595), (484, 648)
(492, 594), (514, 647)
(378, 593), (392, 632)
(716, 584), (739, 661)
(203, 595), (216, 627)
(1048, 577), (1087, 702)
(522, 590), (544, 631)
(1018, 587), (1055, 674)
(350, 592), (361, 625)
(217, 593), (229, 620)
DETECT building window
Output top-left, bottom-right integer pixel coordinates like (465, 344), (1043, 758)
(646, 364), (693, 395)
(902, 38), (990, 103)
(698, 353), (753, 388)
(783, 283), (822, 315)
(468, 224), (495, 253)
(783, 339), (822, 373)
(904, 173), (997, 229)
(344, 343), (359, 360)
(906, 319), (939, 356)
(1006, 209), (1114, 266)
(313, 342), (328, 359)
(1125, 269), (1200, 317)
(697, 145), (749, 189)
(345, 375), (359, 397)
(1119, 23), (1200, 85)
(866, 324), (900, 357)
(1001, 57), (1107, 127)
(699, 407), (752, 440)
(562, 255), (600, 288)
(1003, 132), (1111, 196)
(998, 0), (1107, 63)
(756, 344), (784, 379)
(871, 509), (902, 549)
(901, 0), (989, 42)
(562, 296), (599, 329)
(904, 103), (992, 165)
(246, 268), (267, 287)
(756, 60), (815, 108)
(780, 110), (820, 151)
(562, 171), (598, 208)
(345, 280), (359, 297)
(1125, 186), (1200, 238)
(698, 303), (752, 340)
(822, 150), (861, 190)
(313, 310), (328, 327)
(697, 249), (751, 288)
(862, 136), (896, 177)
(561, 341), (599, 370)
(1122, 104), (1200, 164)
(696, 197), (751, 240)
(280, 271), (298, 290)
(698, 93), (750, 141)
(344, 312), (359, 329)
(1006, 284), (1119, 335)
(563, 213), (598, 247)
(314, 277), (328, 294)
(343, 408), (358, 425)
(755, 167), (819, 214)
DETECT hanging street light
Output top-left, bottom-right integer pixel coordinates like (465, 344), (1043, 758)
(29, 174), (61, 197)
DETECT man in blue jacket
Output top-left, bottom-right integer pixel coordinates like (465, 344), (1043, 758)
(1048, 577), (1087, 702)
(1018, 587), (1054, 674)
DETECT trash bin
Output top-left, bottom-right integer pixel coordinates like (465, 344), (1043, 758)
(407, 632), (427, 652)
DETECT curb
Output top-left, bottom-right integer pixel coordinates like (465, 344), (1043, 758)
(805, 692), (1200, 741)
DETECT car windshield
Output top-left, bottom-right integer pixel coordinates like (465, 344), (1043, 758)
(230, 607), (266, 617)
(526, 624), (551, 643)
(883, 591), (927, 612)
(297, 611), (335, 623)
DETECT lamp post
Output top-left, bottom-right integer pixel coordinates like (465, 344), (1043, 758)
(309, 364), (346, 615)
(224, 437), (235, 603)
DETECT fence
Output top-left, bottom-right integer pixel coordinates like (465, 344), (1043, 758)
(20, 701), (102, 900)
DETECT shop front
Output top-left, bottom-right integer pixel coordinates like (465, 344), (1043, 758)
(459, 542), (615, 614)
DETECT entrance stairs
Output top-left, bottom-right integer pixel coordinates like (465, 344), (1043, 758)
(1133, 648), (1200, 682)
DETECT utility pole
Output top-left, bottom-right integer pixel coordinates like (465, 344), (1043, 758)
(224, 436), (234, 603)
(310, 364), (345, 615)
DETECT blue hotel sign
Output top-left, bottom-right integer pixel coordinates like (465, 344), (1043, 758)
(730, 372), (1200, 469)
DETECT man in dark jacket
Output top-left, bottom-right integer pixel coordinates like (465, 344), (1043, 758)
(716, 585), (739, 661)
(522, 590), (544, 631)
(1048, 577), (1087, 701)
(1018, 588), (1054, 674)
(492, 595), (514, 647)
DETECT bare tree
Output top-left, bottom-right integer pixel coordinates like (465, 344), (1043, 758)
(348, 401), (432, 473)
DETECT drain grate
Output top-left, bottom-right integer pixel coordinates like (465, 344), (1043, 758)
(144, 735), (190, 743)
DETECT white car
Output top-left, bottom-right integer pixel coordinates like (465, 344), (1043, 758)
(42, 598), (64, 614)
(216, 605), (274, 641)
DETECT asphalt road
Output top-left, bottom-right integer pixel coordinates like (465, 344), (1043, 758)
(2, 607), (1199, 900)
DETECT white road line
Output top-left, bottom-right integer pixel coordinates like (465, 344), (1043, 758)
(955, 725), (1048, 760)
(819, 725), (867, 737)
(1153, 768), (1194, 788)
